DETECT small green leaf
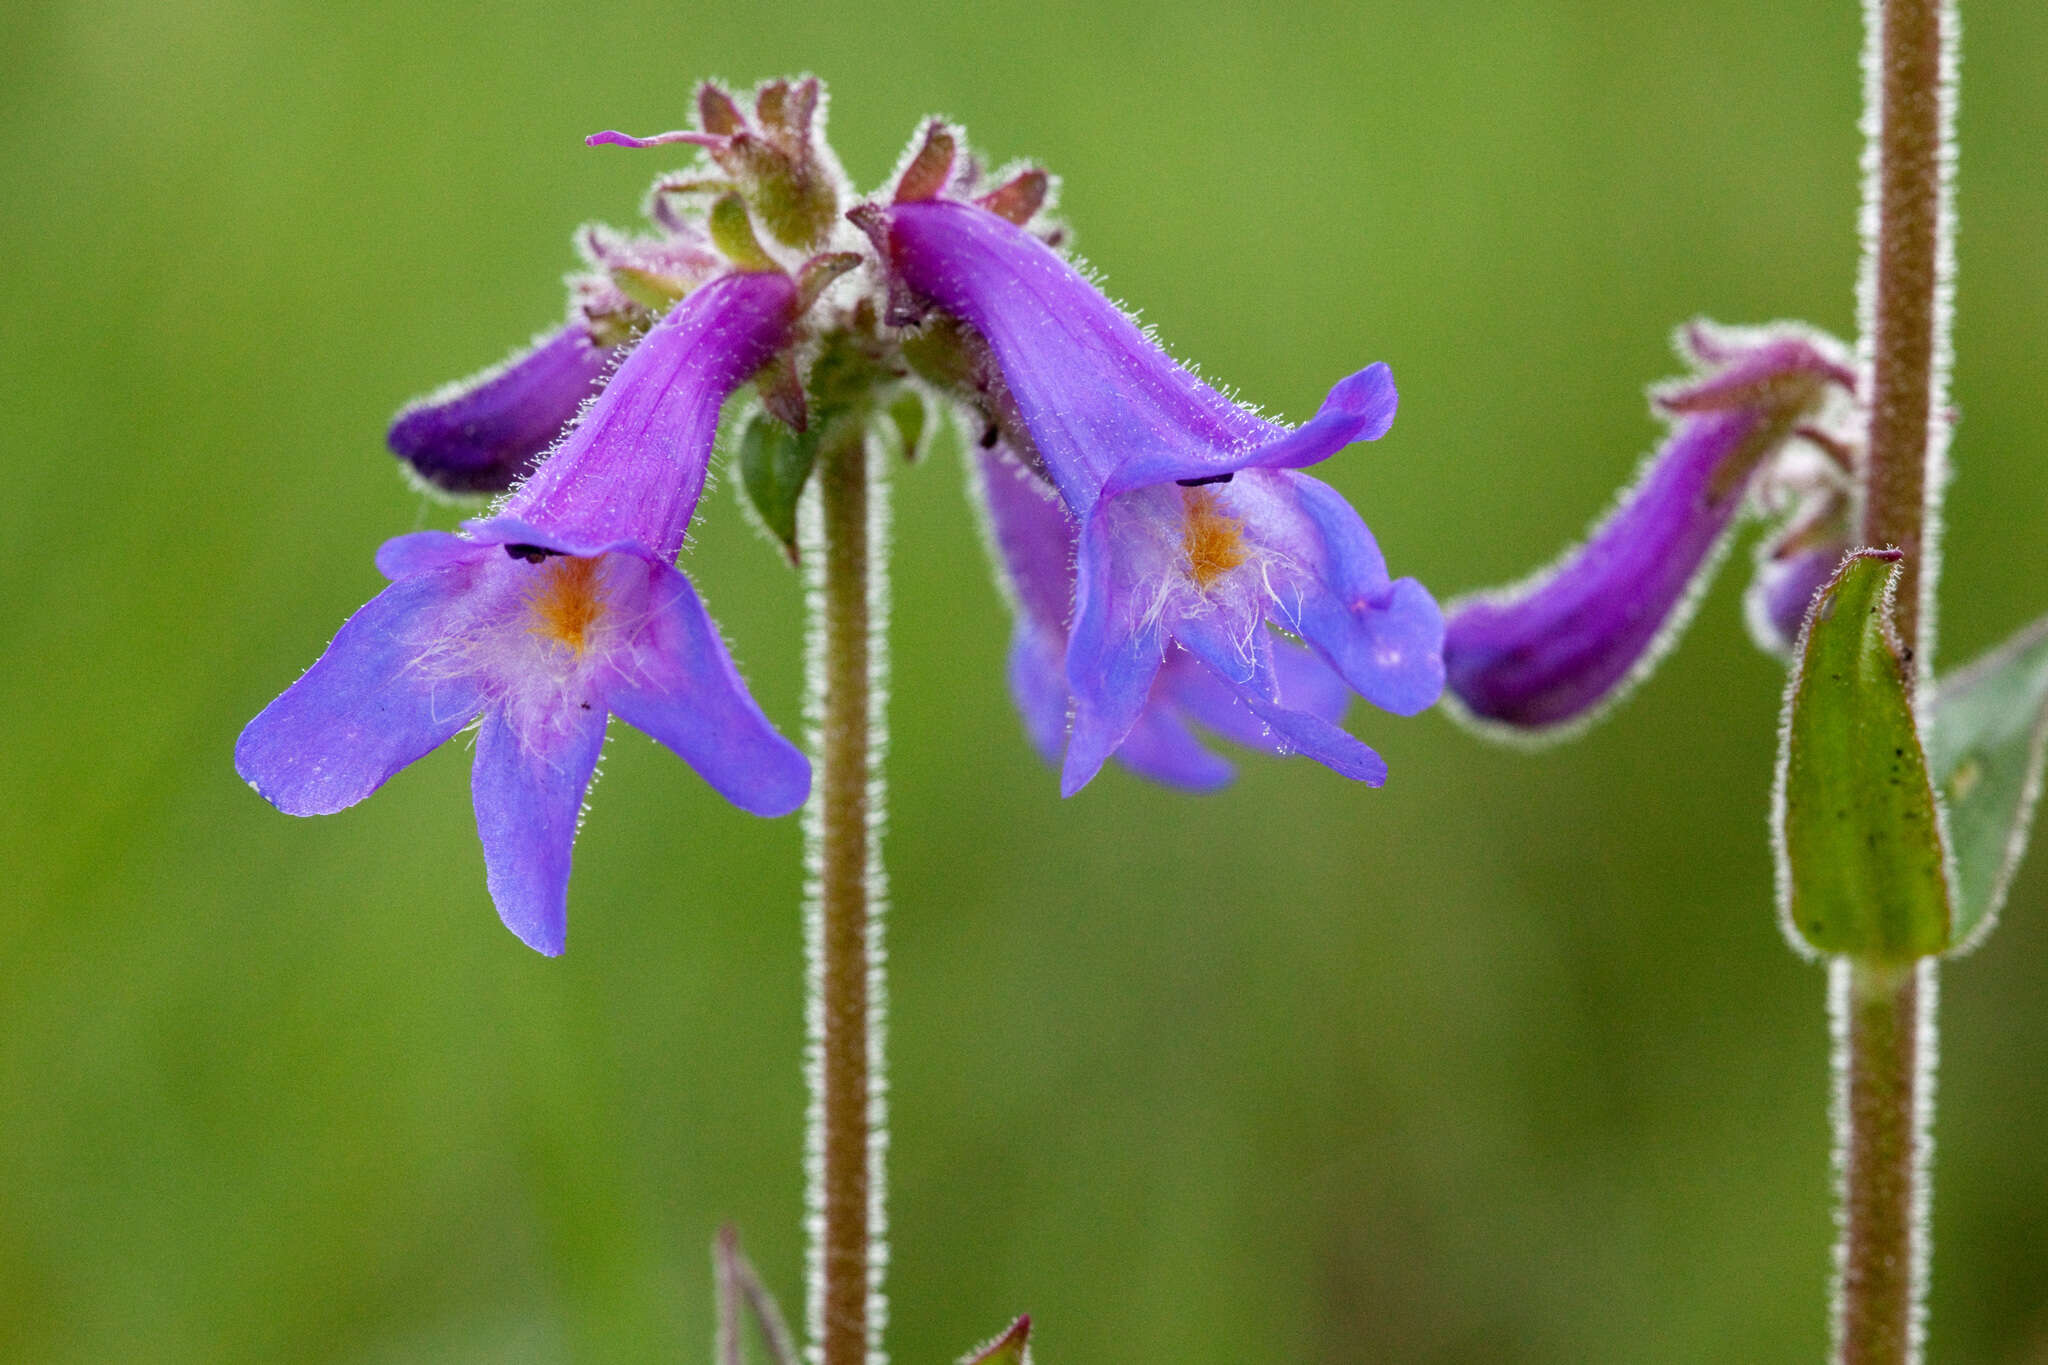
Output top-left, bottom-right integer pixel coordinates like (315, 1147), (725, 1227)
(1775, 549), (1951, 959)
(958, 1315), (1031, 1365)
(886, 391), (928, 462)
(737, 415), (816, 564)
(1928, 613), (2048, 949)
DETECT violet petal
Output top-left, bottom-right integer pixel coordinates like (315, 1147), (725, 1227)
(605, 561), (810, 818)
(471, 704), (607, 957)
(236, 571), (484, 816)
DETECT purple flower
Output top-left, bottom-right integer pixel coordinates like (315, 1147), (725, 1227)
(239, 271), (810, 954)
(976, 444), (1353, 791)
(868, 196), (1443, 795)
(1443, 323), (1856, 735)
(388, 225), (725, 495)
(1748, 541), (1851, 656)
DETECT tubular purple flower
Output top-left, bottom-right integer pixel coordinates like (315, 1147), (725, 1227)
(976, 445), (1352, 792)
(1443, 324), (1856, 735)
(868, 197), (1443, 795)
(238, 270), (810, 955)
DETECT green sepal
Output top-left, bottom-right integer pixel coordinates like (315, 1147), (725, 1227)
(1928, 613), (2048, 949)
(958, 1315), (1031, 1365)
(737, 413), (816, 565)
(709, 193), (778, 274)
(894, 119), (958, 203)
(1775, 549), (1952, 959)
(886, 391), (928, 462)
(608, 265), (687, 312)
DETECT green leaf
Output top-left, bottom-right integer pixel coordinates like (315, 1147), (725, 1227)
(1928, 613), (2048, 949)
(958, 1315), (1031, 1365)
(737, 414), (816, 564)
(1775, 549), (1952, 959)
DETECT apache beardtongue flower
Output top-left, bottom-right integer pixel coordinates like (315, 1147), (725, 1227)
(237, 270), (809, 955)
(976, 444), (1354, 792)
(1442, 323), (1857, 735)
(866, 196), (1444, 795)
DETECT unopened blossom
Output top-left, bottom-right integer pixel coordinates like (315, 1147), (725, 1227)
(239, 270), (809, 954)
(863, 188), (1444, 795)
(1443, 322), (1857, 734)
(387, 224), (727, 495)
(976, 443), (1353, 791)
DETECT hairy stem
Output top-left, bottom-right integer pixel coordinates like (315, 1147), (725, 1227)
(1833, 1), (1956, 1360)
(1831, 959), (1937, 1365)
(803, 424), (889, 1365)
(1855, 0), (1955, 667)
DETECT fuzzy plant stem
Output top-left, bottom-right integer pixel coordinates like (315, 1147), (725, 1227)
(1833, 0), (1956, 1361)
(803, 423), (890, 1365)
(1831, 958), (1938, 1364)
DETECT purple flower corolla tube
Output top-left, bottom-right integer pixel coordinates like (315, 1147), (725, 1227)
(976, 445), (1353, 792)
(866, 196), (1443, 795)
(1442, 323), (1856, 735)
(239, 270), (809, 955)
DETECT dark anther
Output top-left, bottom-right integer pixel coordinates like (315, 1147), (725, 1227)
(1176, 472), (1234, 487)
(504, 543), (565, 564)
(978, 422), (1000, 450)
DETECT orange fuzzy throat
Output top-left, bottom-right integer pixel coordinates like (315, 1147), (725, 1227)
(1181, 489), (1250, 591)
(526, 556), (607, 656)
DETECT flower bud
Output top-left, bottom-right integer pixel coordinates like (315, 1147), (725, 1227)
(1444, 322), (1854, 735)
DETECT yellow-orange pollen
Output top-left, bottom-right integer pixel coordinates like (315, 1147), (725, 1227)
(1180, 488), (1250, 591)
(525, 556), (608, 657)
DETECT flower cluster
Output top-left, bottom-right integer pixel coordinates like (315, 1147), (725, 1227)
(1442, 322), (1858, 736)
(238, 81), (1449, 951)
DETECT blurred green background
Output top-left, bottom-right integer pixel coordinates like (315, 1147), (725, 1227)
(5, 1), (2046, 1360)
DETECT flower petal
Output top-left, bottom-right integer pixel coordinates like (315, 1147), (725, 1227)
(604, 561), (810, 817)
(882, 200), (1272, 508)
(1101, 363), (1399, 495)
(1250, 472), (1445, 716)
(1233, 686), (1389, 786)
(503, 271), (799, 560)
(975, 446), (1075, 634)
(1164, 643), (1349, 752)
(471, 705), (607, 956)
(1005, 625), (1071, 767)
(387, 325), (612, 496)
(1062, 510), (1167, 796)
(1114, 703), (1235, 792)
(1746, 543), (1846, 659)
(236, 572), (484, 816)
(374, 530), (484, 581)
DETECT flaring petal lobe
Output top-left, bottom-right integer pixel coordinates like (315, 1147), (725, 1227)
(604, 562), (810, 817)
(237, 573), (485, 816)
(471, 705), (607, 957)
